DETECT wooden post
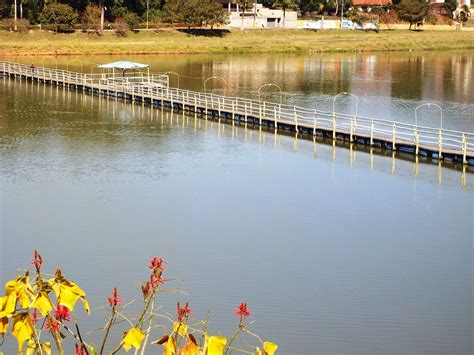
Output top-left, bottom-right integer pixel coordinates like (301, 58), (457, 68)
(332, 113), (336, 140)
(274, 107), (278, 131)
(205, 96), (208, 118)
(353, 115), (357, 140)
(313, 111), (317, 136)
(294, 107), (298, 133)
(244, 103), (248, 123)
(438, 128), (443, 159)
(232, 101), (235, 125)
(259, 102), (262, 125)
(194, 95), (197, 113)
(462, 134), (467, 165)
(414, 128), (419, 156)
(350, 118), (354, 142)
(392, 123), (396, 150)
(370, 119), (374, 146)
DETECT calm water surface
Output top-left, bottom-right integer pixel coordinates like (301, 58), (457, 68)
(1, 52), (473, 354)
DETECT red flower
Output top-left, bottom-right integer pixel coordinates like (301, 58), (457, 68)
(150, 273), (167, 288)
(54, 305), (71, 323)
(107, 287), (122, 309)
(177, 302), (192, 322)
(30, 309), (41, 323)
(148, 257), (166, 271)
(235, 303), (251, 318)
(45, 318), (60, 332)
(30, 250), (43, 273)
(75, 344), (86, 355)
(141, 281), (151, 300)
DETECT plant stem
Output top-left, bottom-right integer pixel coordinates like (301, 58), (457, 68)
(139, 294), (156, 355)
(224, 327), (242, 355)
(99, 311), (116, 355)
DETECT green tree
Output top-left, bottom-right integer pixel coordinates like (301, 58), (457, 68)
(299, 0), (324, 14)
(206, 0), (228, 29)
(236, 0), (251, 31)
(443, 0), (457, 16)
(81, 4), (101, 32)
(39, 2), (78, 32)
(123, 10), (139, 29)
(397, 0), (428, 29)
(164, 0), (227, 29)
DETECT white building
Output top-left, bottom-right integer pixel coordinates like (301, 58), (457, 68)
(222, 2), (298, 29)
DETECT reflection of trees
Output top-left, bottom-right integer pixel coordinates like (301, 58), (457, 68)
(391, 56), (424, 100)
(53, 53), (474, 106)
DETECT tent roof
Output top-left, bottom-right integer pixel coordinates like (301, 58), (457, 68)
(97, 61), (150, 70)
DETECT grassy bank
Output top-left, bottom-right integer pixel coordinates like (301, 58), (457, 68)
(1, 28), (474, 56)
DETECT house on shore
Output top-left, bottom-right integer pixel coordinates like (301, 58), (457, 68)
(219, 0), (298, 29)
(352, 0), (392, 11)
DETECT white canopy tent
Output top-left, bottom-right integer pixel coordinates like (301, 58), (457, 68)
(97, 61), (150, 77)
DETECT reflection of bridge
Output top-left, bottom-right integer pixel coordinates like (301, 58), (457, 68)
(1, 61), (473, 167)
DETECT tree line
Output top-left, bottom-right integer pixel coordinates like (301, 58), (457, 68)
(0, 0), (471, 32)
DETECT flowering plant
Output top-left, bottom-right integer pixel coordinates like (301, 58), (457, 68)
(0, 251), (278, 355)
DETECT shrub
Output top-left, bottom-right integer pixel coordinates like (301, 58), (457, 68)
(114, 16), (129, 36)
(39, 2), (78, 33)
(81, 4), (101, 33)
(426, 12), (438, 25)
(2, 18), (30, 32)
(123, 11), (140, 30)
(16, 19), (30, 32)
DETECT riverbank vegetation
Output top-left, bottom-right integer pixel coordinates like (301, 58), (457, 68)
(0, 251), (278, 354)
(0, 0), (471, 35)
(0, 28), (473, 56)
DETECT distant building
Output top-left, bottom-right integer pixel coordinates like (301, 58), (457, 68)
(352, 0), (392, 11)
(428, 0), (474, 10)
(219, 1), (298, 29)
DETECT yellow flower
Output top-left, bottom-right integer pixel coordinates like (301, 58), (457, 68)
(122, 327), (145, 352)
(180, 334), (199, 355)
(173, 321), (187, 337)
(12, 313), (34, 352)
(31, 292), (53, 316)
(206, 336), (227, 355)
(26, 339), (52, 355)
(263, 341), (278, 355)
(163, 336), (177, 355)
(49, 269), (90, 314)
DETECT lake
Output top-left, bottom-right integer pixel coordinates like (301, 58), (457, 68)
(1, 52), (473, 354)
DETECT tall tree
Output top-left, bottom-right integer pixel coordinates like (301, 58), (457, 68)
(236, 0), (251, 31)
(164, 0), (228, 29)
(443, 0), (458, 17)
(397, 0), (428, 29)
(39, 2), (78, 32)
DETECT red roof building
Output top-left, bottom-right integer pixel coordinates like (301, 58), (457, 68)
(353, 0), (392, 6)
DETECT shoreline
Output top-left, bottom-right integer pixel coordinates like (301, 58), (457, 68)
(1, 29), (474, 56)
